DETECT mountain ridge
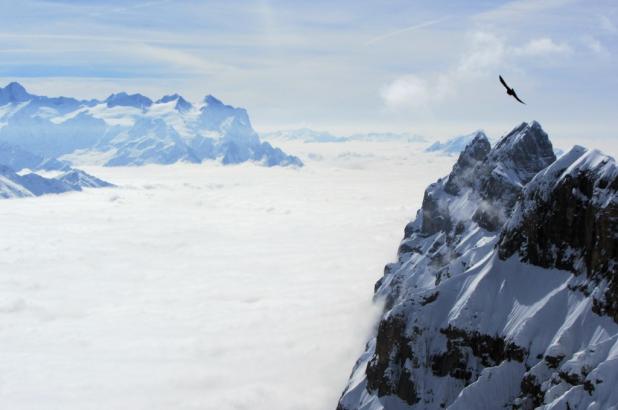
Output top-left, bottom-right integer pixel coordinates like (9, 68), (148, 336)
(0, 82), (302, 168)
(337, 121), (618, 410)
(0, 164), (113, 199)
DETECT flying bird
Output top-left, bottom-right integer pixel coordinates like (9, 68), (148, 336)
(499, 75), (525, 104)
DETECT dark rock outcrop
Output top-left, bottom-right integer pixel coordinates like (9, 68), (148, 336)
(366, 315), (420, 406)
(499, 146), (618, 321)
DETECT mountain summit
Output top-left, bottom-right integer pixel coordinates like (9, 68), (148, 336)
(338, 122), (618, 410)
(105, 92), (153, 109)
(0, 82), (32, 104)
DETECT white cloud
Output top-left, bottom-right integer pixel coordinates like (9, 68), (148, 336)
(599, 15), (617, 34)
(380, 32), (576, 111)
(0, 145), (456, 410)
(476, 0), (578, 22)
(380, 75), (429, 109)
(583, 36), (609, 55)
(456, 31), (506, 75)
(514, 37), (572, 56)
(381, 31), (504, 110)
(380, 74), (453, 110)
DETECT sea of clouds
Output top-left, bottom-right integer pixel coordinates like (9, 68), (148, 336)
(0, 140), (454, 410)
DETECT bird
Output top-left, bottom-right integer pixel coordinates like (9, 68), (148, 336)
(499, 75), (525, 104)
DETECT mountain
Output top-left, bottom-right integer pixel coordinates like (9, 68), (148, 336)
(425, 130), (489, 155)
(337, 121), (618, 409)
(261, 128), (427, 143)
(262, 128), (349, 143)
(0, 82), (32, 105)
(105, 92), (153, 109)
(0, 141), (71, 172)
(0, 164), (113, 199)
(56, 169), (114, 190)
(156, 94), (192, 112)
(0, 82), (302, 167)
(348, 132), (426, 143)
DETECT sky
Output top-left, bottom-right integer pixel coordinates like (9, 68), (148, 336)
(0, 0), (617, 144)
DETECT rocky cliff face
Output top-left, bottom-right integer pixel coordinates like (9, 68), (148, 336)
(338, 122), (618, 410)
(499, 146), (618, 321)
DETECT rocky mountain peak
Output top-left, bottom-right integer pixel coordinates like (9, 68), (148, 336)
(472, 121), (556, 230)
(444, 132), (491, 195)
(0, 81), (33, 104)
(419, 121), (556, 235)
(338, 122), (618, 410)
(157, 94), (192, 111)
(105, 92), (153, 109)
(462, 132), (491, 160)
(204, 94), (223, 106)
(487, 121), (556, 183)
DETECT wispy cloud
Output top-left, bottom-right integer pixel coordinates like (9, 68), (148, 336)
(380, 30), (579, 111)
(381, 75), (439, 109)
(130, 43), (232, 74)
(514, 37), (572, 56)
(582, 36), (610, 56)
(88, 0), (174, 17)
(365, 16), (451, 46)
(380, 31), (505, 110)
(599, 15), (617, 34)
(475, 0), (578, 22)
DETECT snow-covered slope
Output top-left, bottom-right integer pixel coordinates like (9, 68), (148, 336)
(337, 121), (618, 409)
(0, 141), (70, 172)
(0, 164), (113, 199)
(0, 82), (301, 167)
(425, 131), (489, 155)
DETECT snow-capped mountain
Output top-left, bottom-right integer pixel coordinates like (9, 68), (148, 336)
(262, 128), (349, 143)
(348, 132), (426, 143)
(425, 131), (489, 155)
(0, 164), (113, 199)
(338, 121), (618, 409)
(0, 82), (302, 167)
(261, 128), (426, 144)
(0, 141), (70, 172)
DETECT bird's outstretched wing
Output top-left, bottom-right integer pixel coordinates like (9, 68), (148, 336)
(512, 91), (526, 105)
(499, 75), (510, 90)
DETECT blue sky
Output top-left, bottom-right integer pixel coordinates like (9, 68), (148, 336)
(0, 0), (616, 146)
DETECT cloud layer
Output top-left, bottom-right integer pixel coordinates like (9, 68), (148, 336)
(0, 142), (456, 409)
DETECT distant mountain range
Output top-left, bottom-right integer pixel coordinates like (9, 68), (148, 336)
(0, 82), (302, 168)
(261, 128), (426, 143)
(0, 163), (113, 199)
(425, 130), (490, 155)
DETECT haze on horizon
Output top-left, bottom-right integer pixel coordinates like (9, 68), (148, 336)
(0, 0), (616, 146)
